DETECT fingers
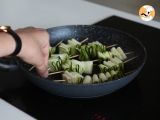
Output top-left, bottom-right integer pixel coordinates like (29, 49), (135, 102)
(30, 49), (48, 78)
(40, 30), (50, 67)
(35, 59), (48, 78)
(36, 31), (49, 78)
(32, 47), (48, 78)
(43, 44), (49, 67)
(37, 66), (48, 78)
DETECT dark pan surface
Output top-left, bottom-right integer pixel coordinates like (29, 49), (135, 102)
(18, 25), (146, 98)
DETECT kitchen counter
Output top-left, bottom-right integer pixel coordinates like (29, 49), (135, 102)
(1, 16), (160, 119)
(87, 0), (160, 22)
(0, 0), (160, 29)
(0, 1), (160, 120)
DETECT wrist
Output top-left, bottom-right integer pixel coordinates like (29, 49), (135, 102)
(0, 26), (22, 57)
(0, 32), (16, 57)
(15, 32), (26, 58)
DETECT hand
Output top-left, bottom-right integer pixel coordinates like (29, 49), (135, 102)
(16, 27), (49, 78)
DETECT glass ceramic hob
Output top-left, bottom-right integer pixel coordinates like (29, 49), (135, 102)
(0, 16), (160, 120)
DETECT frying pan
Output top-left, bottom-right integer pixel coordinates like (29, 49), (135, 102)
(0, 25), (147, 98)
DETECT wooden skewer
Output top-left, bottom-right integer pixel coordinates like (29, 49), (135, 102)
(54, 69), (135, 83)
(92, 59), (99, 62)
(48, 56), (138, 75)
(29, 52), (136, 72)
(55, 40), (63, 47)
(125, 51), (134, 55)
(29, 66), (35, 71)
(81, 38), (89, 44)
(124, 56), (138, 64)
(53, 69), (136, 83)
(29, 54), (78, 71)
(69, 55), (79, 59)
(48, 60), (99, 75)
(106, 44), (118, 48)
(54, 80), (66, 82)
(92, 55), (137, 63)
(81, 38), (118, 49)
(71, 51), (134, 59)
(49, 71), (64, 76)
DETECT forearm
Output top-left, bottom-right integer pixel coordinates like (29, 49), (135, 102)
(0, 32), (16, 57)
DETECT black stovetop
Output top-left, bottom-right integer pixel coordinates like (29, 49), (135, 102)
(0, 16), (160, 120)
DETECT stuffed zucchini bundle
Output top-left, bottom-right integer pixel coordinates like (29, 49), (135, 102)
(47, 38), (130, 84)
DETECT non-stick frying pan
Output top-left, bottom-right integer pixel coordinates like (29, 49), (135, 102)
(0, 25), (147, 98)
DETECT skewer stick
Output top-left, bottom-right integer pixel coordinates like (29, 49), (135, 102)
(29, 66), (35, 71)
(29, 54), (78, 71)
(48, 60), (99, 75)
(81, 38), (89, 44)
(54, 80), (66, 82)
(71, 51), (134, 59)
(125, 51), (134, 55)
(93, 55), (137, 64)
(29, 52), (135, 72)
(92, 59), (99, 62)
(49, 71), (64, 76)
(53, 70), (136, 83)
(124, 56), (138, 64)
(106, 44), (118, 48)
(48, 56), (138, 75)
(55, 40), (63, 47)
(70, 55), (79, 59)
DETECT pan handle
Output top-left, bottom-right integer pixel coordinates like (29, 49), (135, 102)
(0, 57), (18, 71)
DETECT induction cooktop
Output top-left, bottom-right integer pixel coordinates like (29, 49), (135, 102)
(0, 16), (160, 120)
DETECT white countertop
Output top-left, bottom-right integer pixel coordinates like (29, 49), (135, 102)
(0, 0), (160, 29)
(0, 0), (159, 120)
(0, 99), (36, 120)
